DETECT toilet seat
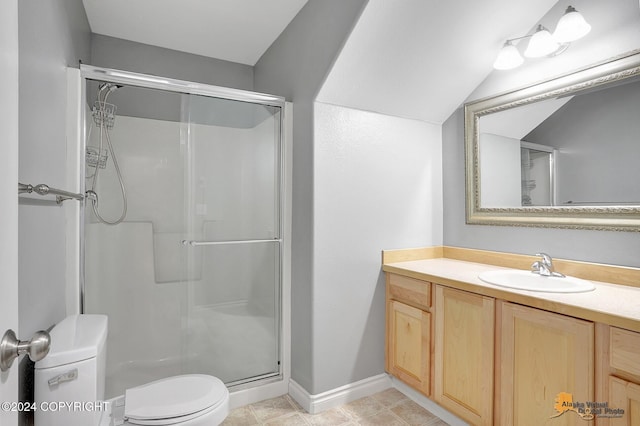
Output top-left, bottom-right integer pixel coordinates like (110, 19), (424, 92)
(126, 404), (218, 426)
(124, 375), (228, 425)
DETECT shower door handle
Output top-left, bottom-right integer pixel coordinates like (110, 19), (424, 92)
(181, 238), (281, 247)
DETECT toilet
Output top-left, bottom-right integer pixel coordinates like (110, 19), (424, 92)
(34, 314), (229, 426)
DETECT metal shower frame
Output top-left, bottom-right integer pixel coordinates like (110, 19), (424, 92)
(78, 64), (288, 388)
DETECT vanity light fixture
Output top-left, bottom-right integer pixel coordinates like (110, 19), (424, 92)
(524, 25), (560, 58)
(493, 5), (591, 70)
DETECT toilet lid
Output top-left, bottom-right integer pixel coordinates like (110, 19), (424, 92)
(124, 375), (228, 424)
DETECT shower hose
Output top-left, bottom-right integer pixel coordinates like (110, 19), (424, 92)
(87, 83), (127, 225)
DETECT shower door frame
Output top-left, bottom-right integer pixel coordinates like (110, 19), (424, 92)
(74, 65), (291, 398)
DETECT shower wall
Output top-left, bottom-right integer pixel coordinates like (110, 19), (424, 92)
(84, 109), (280, 397)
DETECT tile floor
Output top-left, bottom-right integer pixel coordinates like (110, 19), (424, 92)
(222, 388), (449, 425)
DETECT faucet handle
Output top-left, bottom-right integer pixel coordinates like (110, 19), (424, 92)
(532, 253), (565, 277)
(535, 252), (553, 266)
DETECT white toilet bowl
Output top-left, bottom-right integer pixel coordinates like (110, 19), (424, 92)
(101, 375), (229, 425)
(35, 315), (229, 426)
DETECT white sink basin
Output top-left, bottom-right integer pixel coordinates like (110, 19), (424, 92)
(478, 269), (596, 293)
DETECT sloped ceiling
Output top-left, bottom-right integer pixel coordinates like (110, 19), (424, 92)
(82, 0), (308, 65)
(316, 0), (558, 124)
(82, 0), (632, 125)
(480, 97), (573, 140)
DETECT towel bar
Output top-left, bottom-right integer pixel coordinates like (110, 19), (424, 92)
(18, 182), (84, 204)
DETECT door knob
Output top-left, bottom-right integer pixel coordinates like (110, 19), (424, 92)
(0, 329), (50, 372)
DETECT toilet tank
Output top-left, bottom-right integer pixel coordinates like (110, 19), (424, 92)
(34, 314), (108, 426)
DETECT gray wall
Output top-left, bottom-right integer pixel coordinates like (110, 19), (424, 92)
(88, 35), (257, 135)
(91, 34), (254, 91)
(18, 0), (91, 339)
(312, 103), (442, 393)
(18, 1), (91, 424)
(254, 0), (369, 394)
(525, 81), (640, 205)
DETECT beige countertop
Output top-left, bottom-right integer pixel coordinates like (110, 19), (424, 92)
(384, 257), (640, 333)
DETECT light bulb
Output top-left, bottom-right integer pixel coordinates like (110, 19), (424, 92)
(554, 6), (591, 43)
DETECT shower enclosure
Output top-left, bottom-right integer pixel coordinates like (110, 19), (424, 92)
(78, 66), (287, 398)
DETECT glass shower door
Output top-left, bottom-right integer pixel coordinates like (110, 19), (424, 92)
(83, 74), (284, 398)
(180, 94), (282, 386)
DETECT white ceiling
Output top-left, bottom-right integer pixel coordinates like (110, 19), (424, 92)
(82, 0), (309, 65)
(316, 0), (558, 124)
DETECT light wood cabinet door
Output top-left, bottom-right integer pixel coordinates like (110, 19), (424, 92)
(498, 302), (594, 426)
(434, 285), (494, 426)
(609, 376), (640, 425)
(610, 327), (640, 378)
(388, 300), (431, 395)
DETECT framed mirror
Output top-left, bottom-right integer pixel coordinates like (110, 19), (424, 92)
(464, 49), (640, 231)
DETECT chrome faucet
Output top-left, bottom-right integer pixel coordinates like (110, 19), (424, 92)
(531, 252), (565, 278)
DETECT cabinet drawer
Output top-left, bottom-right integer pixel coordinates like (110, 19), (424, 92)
(388, 274), (431, 309)
(611, 327), (640, 377)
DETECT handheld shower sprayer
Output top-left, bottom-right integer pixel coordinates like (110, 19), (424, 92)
(87, 81), (127, 225)
(98, 82), (123, 96)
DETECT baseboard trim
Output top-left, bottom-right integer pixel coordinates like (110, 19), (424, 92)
(229, 378), (289, 410)
(289, 374), (392, 414)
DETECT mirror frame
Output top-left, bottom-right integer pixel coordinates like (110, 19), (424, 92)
(464, 49), (640, 232)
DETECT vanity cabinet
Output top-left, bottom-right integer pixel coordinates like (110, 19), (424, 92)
(497, 302), (594, 426)
(434, 285), (494, 426)
(386, 274), (432, 396)
(383, 248), (640, 425)
(385, 272), (604, 426)
(598, 326), (640, 425)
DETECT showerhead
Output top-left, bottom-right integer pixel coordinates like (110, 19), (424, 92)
(98, 82), (123, 94)
(93, 83), (119, 128)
